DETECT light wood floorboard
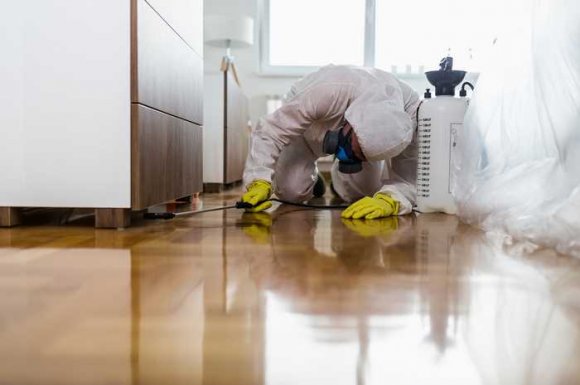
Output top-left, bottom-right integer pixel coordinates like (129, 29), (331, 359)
(0, 189), (579, 385)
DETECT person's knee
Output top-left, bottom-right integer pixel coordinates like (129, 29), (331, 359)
(275, 183), (314, 203)
(274, 167), (317, 203)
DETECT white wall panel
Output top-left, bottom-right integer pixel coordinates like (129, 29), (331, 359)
(0, 0), (131, 208)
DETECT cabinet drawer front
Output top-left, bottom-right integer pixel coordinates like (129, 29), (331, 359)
(144, 0), (203, 57)
(132, 105), (202, 209)
(133, 0), (203, 125)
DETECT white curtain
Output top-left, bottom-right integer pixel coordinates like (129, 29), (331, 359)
(453, 0), (580, 256)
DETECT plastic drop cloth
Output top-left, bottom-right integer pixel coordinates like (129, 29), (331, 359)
(453, 0), (580, 257)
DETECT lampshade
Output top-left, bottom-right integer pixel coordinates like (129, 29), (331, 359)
(205, 15), (254, 48)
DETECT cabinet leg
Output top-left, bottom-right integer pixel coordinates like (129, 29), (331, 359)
(176, 193), (200, 203)
(95, 208), (131, 229)
(0, 207), (22, 227)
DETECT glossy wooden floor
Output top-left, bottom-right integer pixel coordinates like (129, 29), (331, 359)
(1, 191), (580, 385)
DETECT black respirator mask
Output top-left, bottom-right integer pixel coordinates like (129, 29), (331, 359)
(322, 124), (363, 174)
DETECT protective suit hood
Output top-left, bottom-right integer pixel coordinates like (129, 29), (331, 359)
(345, 88), (416, 162)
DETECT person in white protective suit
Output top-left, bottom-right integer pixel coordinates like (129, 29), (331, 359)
(241, 65), (420, 219)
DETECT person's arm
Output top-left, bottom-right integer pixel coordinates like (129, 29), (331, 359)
(376, 141), (418, 215)
(341, 83), (419, 219)
(243, 83), (352, 187)
(341, 143), (417, 219)
(242, 103), (306, 187)
(376, 82), (420, 215)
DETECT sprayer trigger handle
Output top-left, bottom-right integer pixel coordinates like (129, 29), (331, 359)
(235, 201), (254, 209)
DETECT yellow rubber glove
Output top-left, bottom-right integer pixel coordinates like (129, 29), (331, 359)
(240, 213), (273, 244)
(341, 216), (399, 237)
(241, 180), (273, 212)
(341, 193), (400, 220)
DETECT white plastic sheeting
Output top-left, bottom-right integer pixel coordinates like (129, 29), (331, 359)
(453, 0), (580, 257)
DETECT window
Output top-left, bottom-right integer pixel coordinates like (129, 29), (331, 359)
(261, 0), (498, 75)
(262, 0), (367, 74)
(375, 0), (498, 74)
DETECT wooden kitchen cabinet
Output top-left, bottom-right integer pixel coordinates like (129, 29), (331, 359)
(0, 0), (204, 228)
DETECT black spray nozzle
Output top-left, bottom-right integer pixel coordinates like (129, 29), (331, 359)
(235, 201), (255, 209)
(439, 56), (454, 71)
(425, 56), (466, 96)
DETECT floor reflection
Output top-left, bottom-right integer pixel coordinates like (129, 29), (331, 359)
(0, 198), (579, 385)
(231, 207), (580, 385)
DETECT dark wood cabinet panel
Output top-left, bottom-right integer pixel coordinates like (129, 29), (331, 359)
(143, 0), (203, 56)
(133, 0), (203, 125)
(0, 208), (22, 227)
(132, 104), (202, 210)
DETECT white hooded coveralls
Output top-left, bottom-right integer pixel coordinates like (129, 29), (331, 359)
(243, 65), (421, 215)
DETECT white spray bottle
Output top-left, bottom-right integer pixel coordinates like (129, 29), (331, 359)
(416, 57), (473, 214)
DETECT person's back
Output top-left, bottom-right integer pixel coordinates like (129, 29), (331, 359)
(287, 65), (419, 121)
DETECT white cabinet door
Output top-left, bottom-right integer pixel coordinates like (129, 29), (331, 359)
(0, 0), (131, 208)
